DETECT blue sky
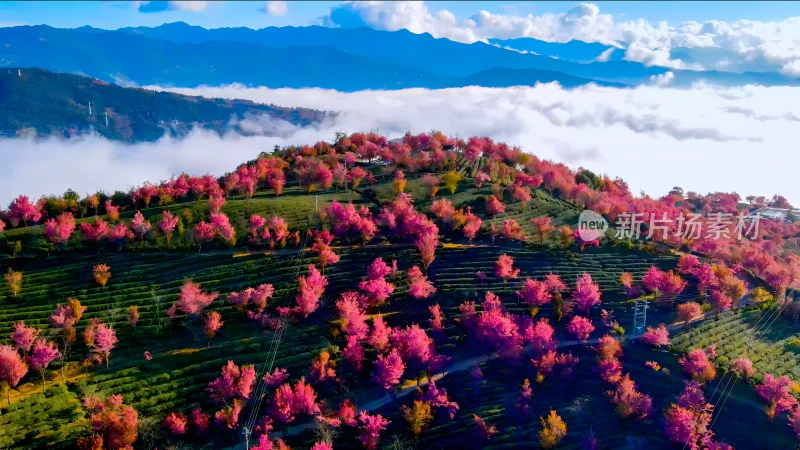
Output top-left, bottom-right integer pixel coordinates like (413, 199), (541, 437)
(2, 1), (800, 30)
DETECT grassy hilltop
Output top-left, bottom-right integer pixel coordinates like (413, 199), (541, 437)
(1, 132), (799, 450)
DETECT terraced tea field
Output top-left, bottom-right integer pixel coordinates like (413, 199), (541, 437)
(672, 307), (800, 383)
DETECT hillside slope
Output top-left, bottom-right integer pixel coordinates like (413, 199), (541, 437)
(0, 68), (329, 142)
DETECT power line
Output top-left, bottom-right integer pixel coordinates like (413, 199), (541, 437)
(242, 224), (313, 445)
(699, 290), (794, 447)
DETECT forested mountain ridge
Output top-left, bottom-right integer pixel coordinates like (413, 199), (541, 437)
(1, 25), (627, 90)
(0, 68), (330, 142)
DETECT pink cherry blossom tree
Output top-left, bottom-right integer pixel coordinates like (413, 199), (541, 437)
(407, 266), (436, 299)
(677, 302), (703, 327)
(731, 358), (755, 379)
(566, 316), (595, 342)
(756, 374), (798, 421)
(572, 272), (602, 314)
(163, 412), (188, 436)
(607, 374), (653, 421)
(368, 314), (391, 351)
(92, 323), (118, 368)
(517, 279), (552, 309)
(228, 283), (274, 314)
(7, 195), (42, 227)
(708, 290), (732, 317)
(312, 239), (340, 274)
(44, 212), (76, 245)
(358, 411), (390, 450)
(642, 266), (665, 295)
(192, 221), (216, 251)
(495, 254), (520, 283)
(372, 348), (406, 390)
(429, 304), (445, 332)
(80, 217), (109, 242)
(336, 293), (369, 339)
(664, 381), (717, 449)
(294, 265), (328, 318)
(415, 232), (439, 272)
(462, 207), (482, 242)
(389, 325), (434, 365)
(679, 348), (716, 383)
(10, 321), (39, 356)
(207, 360), (257, 406)
(204, 311), (224, 343)
(159, 211), (180, 244)
(343, 334), (365, 371)
(486, 196), (505, 217)
(130, 211), (151, 238)
(27, 339), (60, 393)
(0, 345), (27, 405)
(642, 324), (670, 347)
(176, 281), (219, 316)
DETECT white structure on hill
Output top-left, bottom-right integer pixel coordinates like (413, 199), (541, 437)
(749, 206), (800, 222)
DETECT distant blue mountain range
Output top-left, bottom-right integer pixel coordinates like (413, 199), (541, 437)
(0, 22), (796, 91)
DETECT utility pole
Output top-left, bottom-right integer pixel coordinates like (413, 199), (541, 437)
(105, 112), (109, 127)
(18, 69), (21, 77)
(242, 426), (251, 449)
(89, 101), (92, 116)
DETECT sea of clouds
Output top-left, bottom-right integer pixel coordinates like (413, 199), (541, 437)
(1, 81), (799, 206)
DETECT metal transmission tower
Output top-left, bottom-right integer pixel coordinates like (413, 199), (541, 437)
(632, 298), (649, 336)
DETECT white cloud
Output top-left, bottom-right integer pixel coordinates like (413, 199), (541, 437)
(135, 1), (208, 13)
(266, 1), (287, 16)
(3, 82), (799, 207)
(596, 47), (615, 62)
(167, 1), (207, 11)
(649, 71), (675, 86)
(318, 1), (800, 73)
